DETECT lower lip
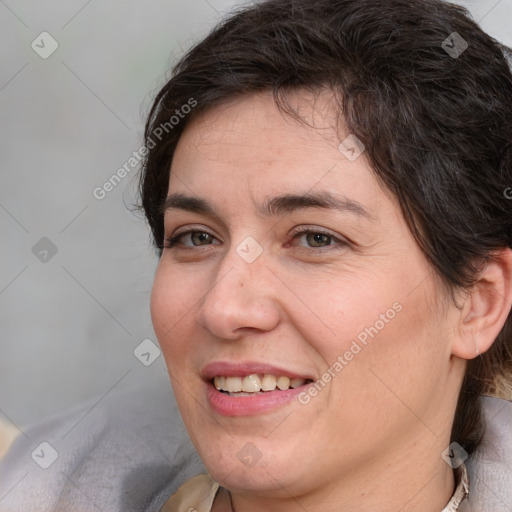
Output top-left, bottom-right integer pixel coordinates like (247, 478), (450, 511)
(206, 382), (306, 416)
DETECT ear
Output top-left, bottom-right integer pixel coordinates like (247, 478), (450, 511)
(452, 248), (512, 360)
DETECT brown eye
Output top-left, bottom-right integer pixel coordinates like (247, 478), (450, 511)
(190, 232), (214, 245)
(165, 230), (219, 248)
(305, 233), (332, 247)
(291, 229), (346, 249)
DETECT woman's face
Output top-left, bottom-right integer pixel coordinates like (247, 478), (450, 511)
(151, 92), (461, 498)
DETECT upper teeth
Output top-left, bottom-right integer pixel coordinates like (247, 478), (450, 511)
(214, 374), (306, 393)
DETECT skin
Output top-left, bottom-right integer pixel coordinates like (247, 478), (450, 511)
(151, 91), (512, 511)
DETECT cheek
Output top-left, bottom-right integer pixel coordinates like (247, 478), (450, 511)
(150, 265), (204, 422)
(286, 268), (402, 361)
(150, 263), (198, 366)
(333, 285), (447, 427)
(300, 265), (444, 405)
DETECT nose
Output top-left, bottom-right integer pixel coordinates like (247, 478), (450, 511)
(196, 247), (281, 340)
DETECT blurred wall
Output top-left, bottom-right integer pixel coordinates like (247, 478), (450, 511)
(1, 0), (511, 430)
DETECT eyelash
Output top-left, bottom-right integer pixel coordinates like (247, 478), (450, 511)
(164, 227), (349, 252)
(165, 230), (218, 249)
(291, 226), (349, 250)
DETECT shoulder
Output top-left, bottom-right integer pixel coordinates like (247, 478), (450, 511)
(0, 378), (204, 512)
(465, 396), (512, 510)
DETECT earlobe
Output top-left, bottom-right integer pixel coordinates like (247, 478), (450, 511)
(452, 248), (512, 360)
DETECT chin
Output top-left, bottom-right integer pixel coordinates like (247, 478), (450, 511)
(208, 463), (298, 496)
(195, 436), (308, 495)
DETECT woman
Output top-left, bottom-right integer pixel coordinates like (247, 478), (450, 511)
(140, 0), (512, 510)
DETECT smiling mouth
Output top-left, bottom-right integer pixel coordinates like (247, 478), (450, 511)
(213, 374), (313, 396)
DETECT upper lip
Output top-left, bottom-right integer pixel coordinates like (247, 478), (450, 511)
(201, 361), (313, 381)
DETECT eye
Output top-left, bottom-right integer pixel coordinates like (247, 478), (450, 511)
(290, 227), (349, 249)
(302, 232), (332, 248)
(165, 230), (220, 248)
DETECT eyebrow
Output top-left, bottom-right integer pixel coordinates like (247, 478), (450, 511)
(162, 191), (373, 220)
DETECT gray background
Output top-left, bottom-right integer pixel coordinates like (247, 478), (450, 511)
(1, 0), (511, 431)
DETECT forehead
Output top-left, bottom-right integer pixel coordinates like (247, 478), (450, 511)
(176, 90), (340, 154)
(168, 91), (384, 207)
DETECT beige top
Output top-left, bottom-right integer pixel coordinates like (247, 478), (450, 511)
(161, 464), (469, 512)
